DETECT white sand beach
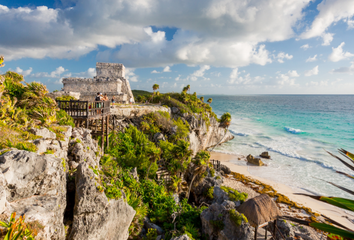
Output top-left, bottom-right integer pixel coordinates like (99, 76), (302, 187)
(210, 151), (354, 230)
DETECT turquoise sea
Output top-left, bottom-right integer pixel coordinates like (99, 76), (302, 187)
(206, 95), (354, 198)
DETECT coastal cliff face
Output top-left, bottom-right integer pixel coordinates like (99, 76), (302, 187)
(0, 127), (136, 240)
(111, 105), (234, 154)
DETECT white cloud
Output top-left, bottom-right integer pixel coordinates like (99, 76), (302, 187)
(348, 18), (354, 29)
(50, 66), (66, 78)
(276, 52), (293, 63)
(275, 70), (299, 86)
(306, 55), (317, 62)
(300, 0), (354, 40)
(321, 32), (334, 46)
(163, 66), (171, 72)
(15, 67), (32, 76)
(328, 42), (354, 62)
(187, 65), (210, 81)
(304, 65), (319, 76)
(151, 70), (159, 74)
(30, 66), (67, 78)
(306, 81), (328, 87)
(228, 68), (264, 85)
(125, 68), (138, 82)
(0, 0), (311, 68)
(332, 61), (354, 74)
(300, 44), (311, 50)
(175, 75), (181, 81)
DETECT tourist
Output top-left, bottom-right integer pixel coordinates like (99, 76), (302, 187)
(95, 92), (101, 114)
(129, 96), (134, 105)
(103, 93), (109, 101)
(111, 96), (115, 104)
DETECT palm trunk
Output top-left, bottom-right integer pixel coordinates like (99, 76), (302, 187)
(186, 173), (198, 200)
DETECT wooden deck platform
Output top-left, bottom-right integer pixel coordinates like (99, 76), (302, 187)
(57, 100), (112, 151)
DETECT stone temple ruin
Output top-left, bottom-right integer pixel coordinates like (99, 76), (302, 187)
(60, 62), (134, 103)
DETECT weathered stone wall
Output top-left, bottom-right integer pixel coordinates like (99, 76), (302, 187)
(62, 77), (122, 94)
(96, 62), (125, 78)
(61, 62), (134, 103)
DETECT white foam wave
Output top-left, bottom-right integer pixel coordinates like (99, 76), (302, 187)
(255, 141), (350, 174)
(284, 126), (304, 134)
(229, 129), (248, 136)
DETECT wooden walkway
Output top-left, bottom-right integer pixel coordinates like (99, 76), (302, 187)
(57, 100), (112, 150)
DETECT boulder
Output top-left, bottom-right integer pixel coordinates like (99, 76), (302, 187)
(171, 107), (179, 114)
(130, 167), (139, 181)
(267, 219), (322, 240)
(201, 200), (253, 240)
(69, 162), (136, 240)
(191, 176), (223, 205)
(0, 150), (66, 240)
(171, 125), (178, 135)
(171, 234), (193, 240)
(153, 132), (166, 142)
(220, 164), (231, 174)
(260, 152), (270, 159)
(144, 217), (164, 235)
(246, 154), (264, 166)
(30, 127), (56, 139)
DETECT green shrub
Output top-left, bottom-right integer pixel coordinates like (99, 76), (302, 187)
(229, 209), (248, 226)
(56, 110), (75, 127)
(220, 186), (248, 203)
(55, 95), (77, 101)
(206, 186), (214, 199)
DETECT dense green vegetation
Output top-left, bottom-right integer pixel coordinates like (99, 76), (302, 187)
(0, 57), (75, 152)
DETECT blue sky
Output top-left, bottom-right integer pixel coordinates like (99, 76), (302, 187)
(1, 0), (354, 94)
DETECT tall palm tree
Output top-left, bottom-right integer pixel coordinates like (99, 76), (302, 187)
(207, 98), (213, 104)
(186, 85), (191, 94)
(151, 84), (159, 102)
(186, 150), (210, 200)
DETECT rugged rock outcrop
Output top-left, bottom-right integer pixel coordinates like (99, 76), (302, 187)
(111, 105), (170, 118)
(69, 162), (136, 240)
(68, 127), (102, 168)
(246, 154), (264, 166)
(0, 150), (67, 240)
(201, 200), (253, 240)
(171, 234), (193, 240)
(184, 114), (234, 154)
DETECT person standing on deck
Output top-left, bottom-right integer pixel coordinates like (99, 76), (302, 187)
(95, 92), (102, 114)
(129, 96), (134, 105)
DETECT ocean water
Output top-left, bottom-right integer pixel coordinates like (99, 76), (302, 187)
(205, 95), (354, 199)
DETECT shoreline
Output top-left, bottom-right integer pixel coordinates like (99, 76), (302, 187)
(210, 151), (354, 230)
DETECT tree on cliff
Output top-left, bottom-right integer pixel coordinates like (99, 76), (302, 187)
(152, 84), (159, 93)
(207, 98), (213, 104)
(200, 96), (204, 102)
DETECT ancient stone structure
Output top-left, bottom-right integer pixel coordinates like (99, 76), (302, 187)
(62, 62), (134, 103)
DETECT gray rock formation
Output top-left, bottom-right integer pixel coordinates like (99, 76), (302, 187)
(68, 127), (101, 168)
(201, 200), (253, 240)
(185, 114), (234, 154)
(260, 152), (270, 159)
(190, 176), (223, 205)
(246, 154), (264, 166)
(220, 164), (231, 174)
(0, 150), (67, 240)
(171, 234), (193, 240)
(154, 132), (166, 142)
(69, 162), (135, 240)
(30, 127), (56, 139)
(144, 217), (164, 235)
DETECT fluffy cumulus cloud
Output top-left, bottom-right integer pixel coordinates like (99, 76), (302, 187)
(306, 55), (317, 62)
(275, 70), (299, 86)
(125, 68), (138, 82)
(328, 42), (354, 62)
(276, 52), (293, 63)
(300, 44), (311, 50)
(228, 68), (264, 85)
(0, 0), (312, 68)
(15, 67), (33, 76)
(304, 65), (319, 76)
(300, 0), (354, 42)
(187, 65), (210, 81)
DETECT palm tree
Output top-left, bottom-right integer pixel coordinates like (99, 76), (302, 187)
(186, 85), (191, 94)
(200, 96), (204, 102)
(207, 98), (213, 104)
(186, 150), (210, 200)
(152, 84), (159, 93)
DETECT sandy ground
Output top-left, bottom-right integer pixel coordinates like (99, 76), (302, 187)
(211, 151), (354, 230)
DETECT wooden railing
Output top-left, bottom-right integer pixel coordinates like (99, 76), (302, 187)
(210, 159), (221, 171)
(57, 100), (111, 118)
